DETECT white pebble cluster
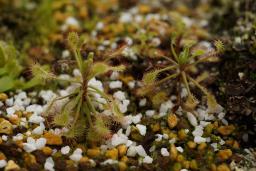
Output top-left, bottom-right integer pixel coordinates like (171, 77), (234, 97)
(69, 148), (83, 162)
(23, 137), (47, 153)
(44, 157), (55, 171)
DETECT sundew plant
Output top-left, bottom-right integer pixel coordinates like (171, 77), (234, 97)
(32, 32), (125, 142)
(138, 39), (224, 113)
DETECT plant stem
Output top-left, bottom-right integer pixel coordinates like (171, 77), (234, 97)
(160, 55), (178, 65)
(181, 71), (192, 97)
(159, 65), (178, 73)
(156, 73), (179, 86)
(86, 95), (97, 114)
(82, 102), (93, 127)
(187, 75), (208, 96)
(73, 49), (84, 72)
(88, 86), (110, 102)
(171, 43), (179, 62)
(188, 51), (218, 67)
(73, 91), (83, 125)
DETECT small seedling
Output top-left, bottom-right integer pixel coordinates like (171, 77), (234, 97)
(138, 38), (224, 113)
(32, 32), (125, 142)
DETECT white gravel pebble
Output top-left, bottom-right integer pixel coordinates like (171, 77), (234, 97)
(1, 135), (8, 141)
(88, 78), (104, 91)
(155, 134), (163, 142)
(176, 147), (184, 153)
(143, 156), (153, 164)
(219, 139), (225, 145)
(132, 113), (142, 124)
(5, 98), (14, 106)
(211, 143), (218, 151)
(62, 50), (70, 58)
(120, 13), (133, 23)
(32, 123), (45, 135)
(61, 146), (71, 155)
(135, 145), (147, 157)
(0, 160), (7, 168)
(159, 100), (173, 115)
(29, 114), (45, 124)
(126, 140), (133, 147)
(39, 90), (56, 102)
(128, 81), (135, 89)
(139, 98), (147, 107)
(118, 100), (130, 113)
(136, 124), (147, 136)
(109, 81), (122, 89)
(44, 157), (55, 171)
(145, 110), (155, 117)
(26, 104), (43, 115)
(23, 143), (37, 153)
(125, 126), (131, 136)
(169, 138), (176, 144)
(221, 119), (228, 125)
(12, 133), (23, 141)
(35, 138), (47, 150)
(218, 112), (225, 120)
(66, 17), (79, 27)
(200, 121), (210, 127)
(163, 134), (169, 139)
(187, 112), (198, 126)
(6, 107), (15, 116)
(161, 148), (170, 156)
(194, 136), (206, 144)
(192, 126), (204, 137)
(127, 146), (137, 157)
(101, 159), (118, 165)
(69, 148), (83, 162)
(23, 137), (47, 152)
(113, 91), (126, 101)
(73, 148), (82, 154)
(111, 133), (128, 147)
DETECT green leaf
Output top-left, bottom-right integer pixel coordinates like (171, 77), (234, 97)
(0, 41), (22, 77)
(214, 40), (224, 53)
(87, 116), (111, 143)
(184, 94), (199, 111)
(0, 67), (7, 76)
(64, 115), (86, 138)
(53, 111), (70, 126)
(136, 84), (155, 96)
(111, 65), (126, 72)
(206, 93), (220, 113)
(22, 77), (42, 90)
(152, 91), (168, 108)
(31, 64), (53, 82)
(192, 49), (205, 57)
(89, 62), (125, 79)
(5, 59), (23, 78)
(142, 70), (161, 84)
(68, 32), (79, 49)
(0, 43), (6, 67)
(0, 76), (15, 92)
(178, 46), (190, 64)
